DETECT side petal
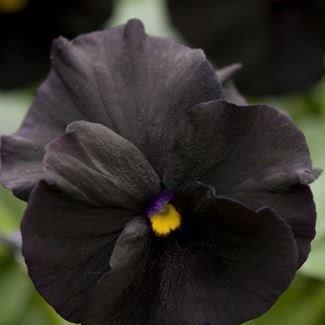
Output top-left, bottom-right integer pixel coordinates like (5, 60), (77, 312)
(0, 19), (222, 200)
(44, 121), (160, 210)
(21, 181), (139, 323)
(163, 100), (316, 266)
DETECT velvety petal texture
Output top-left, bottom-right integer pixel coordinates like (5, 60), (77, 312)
(0, 19), (317, 325)
(0, 0), (113, 89)
(0, 19), (222, 200)
(168, 0), (325, 95)
(153, 199), (297, 325)
(44, 121), (160, 210)
(21, 181), (137, 323)
(163, 99), (317, 266)
(86, 217), (151, 325)
(82, 197), (297, 325)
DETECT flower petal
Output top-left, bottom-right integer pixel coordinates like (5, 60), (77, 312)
(43, 121), (160, 210)
(163, 99), (316, 266)
(85, 217), (152, 325)
(217, 63), (242, 84)
(228, 184), (316, 268)
(21, 181), (138, 323)
(155, 198), (297, 325)
(0, 19), (222, 200)
(217, 64), (247, 105)
(83, 197), (297, 325)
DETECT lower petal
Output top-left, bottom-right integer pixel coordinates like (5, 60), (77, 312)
(83, 197), (298, 325)
(153, 198), (298, 325)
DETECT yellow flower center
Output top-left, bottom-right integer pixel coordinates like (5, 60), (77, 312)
(0, 0), (28, 13)
(150, 203), (181, 237)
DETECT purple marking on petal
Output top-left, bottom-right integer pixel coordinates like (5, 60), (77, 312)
(146, 190), (174, 219)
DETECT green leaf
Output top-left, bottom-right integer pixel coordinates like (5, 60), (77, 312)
(300, 117), (325, 239)
(0, 90), (31, 135)
(0, 91), (29, 233)
(0, 185), (26, 232)
(297, 115), (325, 280)
(0, 254), (33, 325)
(245, 275), (325, 325)
(301, 240), (325, 280)
(0, 253), (74, 325)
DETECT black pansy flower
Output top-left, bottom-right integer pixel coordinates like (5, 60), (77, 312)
(0, 0), (113, 90)
(0, 20), (320, 325)
(167, 0), (325, 95)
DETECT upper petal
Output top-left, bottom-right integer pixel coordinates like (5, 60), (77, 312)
(0, 19), (223, 200)
(44, 121), (160, 210)
(163, 99), (317, 266)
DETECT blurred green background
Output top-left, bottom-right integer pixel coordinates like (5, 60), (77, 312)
(0, 0), (324, 324)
